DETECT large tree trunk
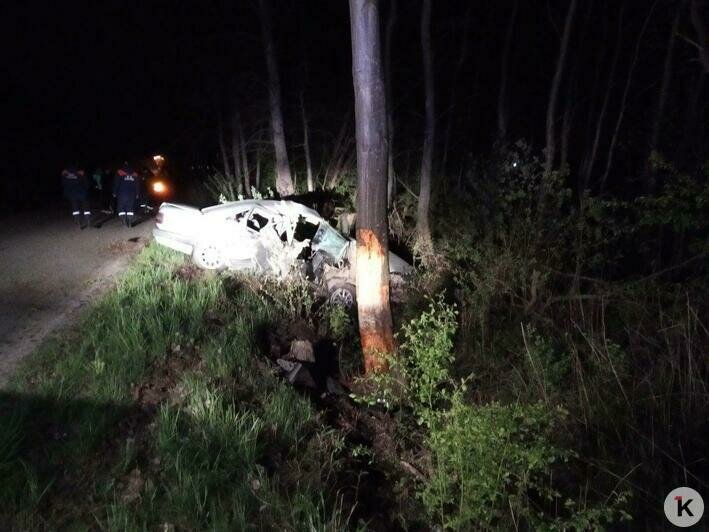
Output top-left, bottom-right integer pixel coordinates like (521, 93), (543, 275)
(349, 0), (395, 374)
(544, 0), (577, 177)
(647, 3), (683, 191)
(580, 3), (624, 191)
(417, 0), (434, 254)
(300, 92), (315, 192)
(691, 0), (709, 73)
(384, 0), (397, 206)
(259, 0), (294, 196)
(230, 109), (244, 196)
(497, 0), (518, 145)
(601, 0), (659, 190)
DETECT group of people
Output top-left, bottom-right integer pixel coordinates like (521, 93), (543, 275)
(61, 164), (146, 229)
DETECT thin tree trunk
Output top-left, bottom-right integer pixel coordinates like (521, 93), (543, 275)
(300, 92), (314, 192)
(255, 132), (262, 190)
(349, 0), (395, 374)
(230, 109), (244, 196)
(258, 0), (294, 196)
(384, 0), (397, 206)
(581, 3), (624, 190)
(544, 0), (577, 177)
(237, 112), (250, 195)
(601, 0), (659, 190)
(691, 0), (709, 73)
(560, 92), (573, 171)
(647, 3), (683, 192)
(417, 0), (434, 255)
(497, 0), (518, 145)
(218, 114), (232, 182)
(442, 5), (471, 174)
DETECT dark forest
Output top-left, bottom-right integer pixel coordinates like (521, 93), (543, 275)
(1, 0), (708, 529)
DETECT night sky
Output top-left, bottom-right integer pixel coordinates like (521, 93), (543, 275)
(3, 1), (706, 207)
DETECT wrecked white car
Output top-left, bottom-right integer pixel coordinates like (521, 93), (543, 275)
(153, 199), (412, 306)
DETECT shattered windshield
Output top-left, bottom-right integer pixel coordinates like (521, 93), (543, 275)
(311, 223), (349, 262)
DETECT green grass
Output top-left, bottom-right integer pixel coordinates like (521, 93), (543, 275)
(0, 244), (352, 530)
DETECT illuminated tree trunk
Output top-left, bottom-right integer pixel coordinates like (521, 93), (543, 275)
(259, 0), (294, 196)
(349, 0), (396, 374)
(417, 0), (434, 254)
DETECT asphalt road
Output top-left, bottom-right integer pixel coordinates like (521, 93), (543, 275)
(0, 205), (154, 387)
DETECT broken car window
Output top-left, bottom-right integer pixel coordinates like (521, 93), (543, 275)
(247, 212), (269, 232)
(311, 223), (349, 263)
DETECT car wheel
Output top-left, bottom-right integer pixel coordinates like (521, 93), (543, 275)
(328, 283), (356, 309)
(193, 242), (225, 270)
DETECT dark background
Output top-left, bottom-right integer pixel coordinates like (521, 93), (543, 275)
(2, 1), (706, 208)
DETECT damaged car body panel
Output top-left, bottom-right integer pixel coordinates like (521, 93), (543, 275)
(153, 199), (412, 304)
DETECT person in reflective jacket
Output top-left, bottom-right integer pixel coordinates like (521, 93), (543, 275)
(113, 163), (139, 227)
(61, 167), (91, 229)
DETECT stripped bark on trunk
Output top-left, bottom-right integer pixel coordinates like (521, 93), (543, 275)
(417, 0), (434, 254)
(259, 0), (294, 196)
(349, 0), (395, 374)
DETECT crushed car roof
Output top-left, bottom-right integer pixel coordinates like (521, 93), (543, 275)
(201, 199), (323, 220)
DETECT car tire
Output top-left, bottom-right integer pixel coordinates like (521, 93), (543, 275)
(328, 282), (356, 309)
(192, 242), (225, 270)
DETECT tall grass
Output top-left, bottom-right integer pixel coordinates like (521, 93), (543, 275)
(0, 244), (349, 530)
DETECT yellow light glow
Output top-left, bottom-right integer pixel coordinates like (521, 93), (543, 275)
(153, 155), (165, 163)
(152, 180), (167, 194)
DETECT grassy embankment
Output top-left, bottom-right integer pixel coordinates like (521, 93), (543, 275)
(0, 245), (358, 530)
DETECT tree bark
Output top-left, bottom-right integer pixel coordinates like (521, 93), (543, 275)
(300, 92), (315, 192)
(384, 0), (397, 206)
(581, 3), (624, 190)
(691, 0), (709, 73)
(497, 0), (518, 145)
(442, 5), (471, 173)
(230, 109), (244, 195)
(218, 113), (233, 183)
(349, 0), (395, 374)
(601, 0), (659, 190)
(237, 112), (250, 195)
(417, 0), (434, 254)
(258, 0), (294, 196)
(647, 3), (683, 192)
(544, 0), (577, 176)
